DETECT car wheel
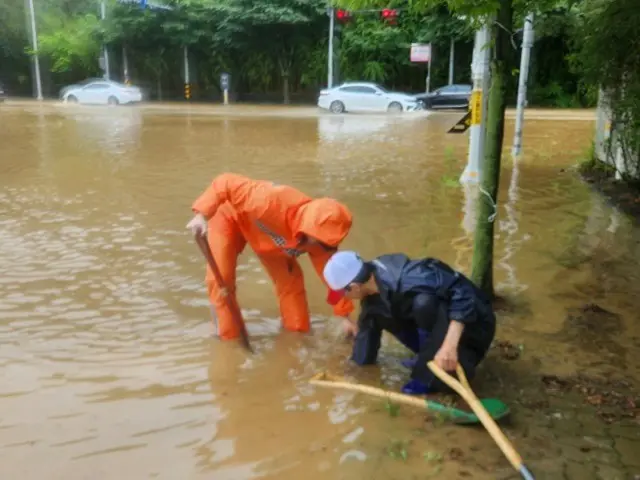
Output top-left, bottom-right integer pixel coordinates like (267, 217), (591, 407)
(388, 102), (403, 113)
(329, 100), (345, 114)
(67, 95), (78, 103)
(108, 96), (119, 106)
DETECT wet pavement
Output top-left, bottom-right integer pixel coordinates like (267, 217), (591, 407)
(0, 101), (637, 479)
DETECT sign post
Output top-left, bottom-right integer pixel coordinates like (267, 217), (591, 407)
(220, 73), (230, 105)
(410, 43), (432, 93)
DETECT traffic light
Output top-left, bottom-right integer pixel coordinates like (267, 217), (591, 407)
(380, 8), (398, 25)
(336, 9), (352, 23)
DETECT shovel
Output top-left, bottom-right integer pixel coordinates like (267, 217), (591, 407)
(194, 234), (253, 353)
(309, 371), (510, 425)
(428, 362), (535, 480)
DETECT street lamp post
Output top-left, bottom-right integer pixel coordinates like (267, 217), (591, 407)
(327, 7), (334, 88)
(100, 1), (110, 80)
(27, 0), (43, 100)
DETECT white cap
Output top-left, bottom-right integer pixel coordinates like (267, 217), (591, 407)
(323, 251), (365, 290)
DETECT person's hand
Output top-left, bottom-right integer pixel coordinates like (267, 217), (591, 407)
(187, 213), (208, 236)
(434, 343), (458, 372)
(342, 318), (358, 338)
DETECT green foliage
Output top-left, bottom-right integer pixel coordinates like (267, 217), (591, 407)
(387, 438), (409, 461)
(0, 0), (615, 108)
(38, 14), (101, 72)
(384, 400), (401, 417)
(571, 0), (640, 176)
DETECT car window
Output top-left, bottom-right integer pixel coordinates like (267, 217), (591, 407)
(339, 86), (361, 93)
(454, 85), (472, 92)
(438, 85), (458, 94)
(84, 83), (110, 90)
(357, 86), (377, 94)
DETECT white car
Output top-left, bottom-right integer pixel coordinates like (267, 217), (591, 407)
(61, 80), (143, 106)
(317, 82), (421, 114)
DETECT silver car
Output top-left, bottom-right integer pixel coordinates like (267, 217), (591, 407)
(61, 79), (143, 106)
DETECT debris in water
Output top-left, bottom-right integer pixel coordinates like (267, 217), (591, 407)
(495, 340), (522, 360)
(541, 373), (639, 424)
(447, 447), (464, 461)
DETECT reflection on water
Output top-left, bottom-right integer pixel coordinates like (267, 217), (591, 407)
(1, 104), (638, 479)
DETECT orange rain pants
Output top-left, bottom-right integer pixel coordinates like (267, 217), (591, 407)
(193, 173), (354, 340)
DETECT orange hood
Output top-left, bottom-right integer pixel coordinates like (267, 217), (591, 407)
(293, 198), (353, 247)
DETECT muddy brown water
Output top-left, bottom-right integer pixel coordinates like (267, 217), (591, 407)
(1, 102), (638, 480)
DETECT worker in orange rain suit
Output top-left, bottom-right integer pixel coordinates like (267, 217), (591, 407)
(186, 173), (356, 339)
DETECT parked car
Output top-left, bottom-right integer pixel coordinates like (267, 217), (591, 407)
(415, 84), (472, 110)
(318, 82), (422, 114)
(0, 82), (6, 102)
(60, 79), (142, 105)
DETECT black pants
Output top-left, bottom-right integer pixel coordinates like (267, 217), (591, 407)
(410, 296), (495, 392)
(352, 293), (495, 393)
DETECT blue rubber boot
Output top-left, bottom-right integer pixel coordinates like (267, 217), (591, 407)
(401, 379), (433, 395)
(400, 329), (429, 369)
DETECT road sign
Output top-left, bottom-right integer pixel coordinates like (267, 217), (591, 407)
(220, 73), (230, 90)
(448, 111), (471, 134)
(410, 43), (431, 63)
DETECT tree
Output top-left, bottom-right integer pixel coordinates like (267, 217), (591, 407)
(571, 0), (640, 178)
(334, 0), (548, 298)
(224, 0), (327, 103)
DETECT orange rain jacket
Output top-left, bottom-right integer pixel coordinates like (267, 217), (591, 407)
(192, 173), (354, 338)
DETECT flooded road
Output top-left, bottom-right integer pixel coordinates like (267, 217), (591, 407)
(1, 102), (638, 480)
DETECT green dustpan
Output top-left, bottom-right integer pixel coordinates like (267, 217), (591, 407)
(425, 397), (510, 425)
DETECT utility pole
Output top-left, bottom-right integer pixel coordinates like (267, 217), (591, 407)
(460, 24), (491, 184)
(100, 1), (110, 80)
(183, 46), (191, 100)
(425, 45), (433, 93)
(448, 38), (455, 85)
(27, 0), (43, 100)
(123, 45), (130, 84)
(327, 7), (334, 88)
(511, 13), (535, 158)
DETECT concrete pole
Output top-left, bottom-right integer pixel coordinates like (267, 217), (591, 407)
(460, 24), (491, 184)
(183, 45), (190, 100)
(327, 8), (334, 88)
(511, 13), (535, 158)
(425, 45), (433, 93)
(100, 1), (110, 80)
(27, 0), (43, 100)
(123, 45), (130, 84)
(448, 38), (455, 85)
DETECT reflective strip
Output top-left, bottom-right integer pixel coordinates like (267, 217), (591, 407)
(255, 221), (303, 257)
(372, 259), (388, 271)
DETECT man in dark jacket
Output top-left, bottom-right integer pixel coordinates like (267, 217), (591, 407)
(323, 250), (496, 395)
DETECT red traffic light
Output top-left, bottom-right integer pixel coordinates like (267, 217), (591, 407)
(336, 9), (352, 22)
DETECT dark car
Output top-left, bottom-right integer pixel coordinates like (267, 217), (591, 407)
(415, 84), (472, 110)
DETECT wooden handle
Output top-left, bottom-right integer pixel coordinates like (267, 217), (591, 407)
(194, 234), (253, 353)
(456, 363), (472, 391)
(428, 361), (523, 471)
(310, 372), (428, 409)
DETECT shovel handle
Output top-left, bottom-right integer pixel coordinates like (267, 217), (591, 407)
(428, 362), (534, 479)
(194, 234), (253, 353)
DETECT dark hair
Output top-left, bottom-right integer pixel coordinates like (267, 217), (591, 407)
(346, 262), (373, 289)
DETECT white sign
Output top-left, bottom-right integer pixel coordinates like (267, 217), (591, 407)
(410, 43), (431, 63)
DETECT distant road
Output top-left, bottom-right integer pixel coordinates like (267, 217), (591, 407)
(2, 98), (596, 121)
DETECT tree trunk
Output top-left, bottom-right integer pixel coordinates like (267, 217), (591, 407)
(282, 73), (290, 105)
(470, 0), (513, 298)
(156, 75), (162, 101)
